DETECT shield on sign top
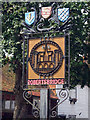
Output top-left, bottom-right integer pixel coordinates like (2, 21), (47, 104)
(41, 7), (52, 19)
(25, 11), (35, 25)
(58, 8), (69, 22)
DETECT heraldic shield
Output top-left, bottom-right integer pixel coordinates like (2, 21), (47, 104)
(25, 12), (35, 25)
(41, 7), (52, 19)
(58, 8), (69, 22)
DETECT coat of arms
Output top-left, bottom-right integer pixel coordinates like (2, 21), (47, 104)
(25, 11), (35, 25)
(41, 7), (52, 19)
(58, 8), (69, 22)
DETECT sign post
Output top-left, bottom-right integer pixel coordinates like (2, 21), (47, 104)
(40, 89), (49, 120)
(22, 3), (71, 119)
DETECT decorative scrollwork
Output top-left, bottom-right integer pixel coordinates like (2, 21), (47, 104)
(37, 22), (55, 32)
(23, 90), (40, 114)
(51, 111), (57, 118)
(25, 91), (32, 98)
(33, 110), (40, 118)
(23, 88), (69, 118)
(50, 88), (69, 118)
(59, 89), (67, 98)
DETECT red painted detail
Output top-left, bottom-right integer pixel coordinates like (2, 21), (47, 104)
(28, 79), (64, 85)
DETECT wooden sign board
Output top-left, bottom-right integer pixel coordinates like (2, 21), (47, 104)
(28, 37), (65, 85)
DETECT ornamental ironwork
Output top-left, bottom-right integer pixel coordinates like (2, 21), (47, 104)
(50, 88), (69, 118)
(21, 2), (72, 119)
(23, 88), (69, 118)
(22, 3), (71, 34)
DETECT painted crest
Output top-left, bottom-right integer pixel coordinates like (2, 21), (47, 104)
(30, 40), (63, 76)
(58, 8), (69, 22)
(25, 11), (35, 25)
(41, 7), (52, 19)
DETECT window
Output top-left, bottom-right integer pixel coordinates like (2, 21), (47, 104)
(5, 100), (10, 109)
(3, 100), (15, 110)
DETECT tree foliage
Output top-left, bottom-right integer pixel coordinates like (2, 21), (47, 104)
(1, 2), (90, 119)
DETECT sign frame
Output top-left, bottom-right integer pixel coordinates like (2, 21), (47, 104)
(25, 36), (66, 86)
